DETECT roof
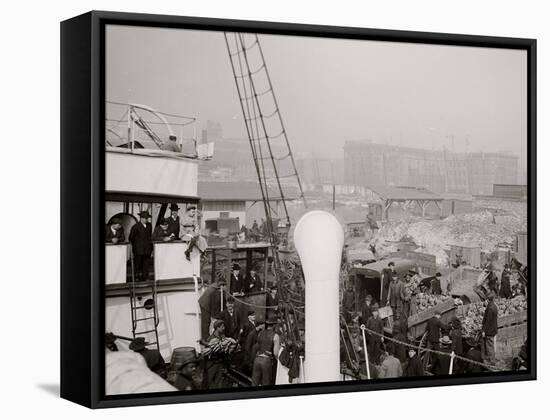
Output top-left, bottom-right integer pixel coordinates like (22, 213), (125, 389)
(198, 181), (296, 202)
(366, 185), (442, 201)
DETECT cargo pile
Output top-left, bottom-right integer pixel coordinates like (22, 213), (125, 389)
(459, 295), (527, 337)
(413, 292), (452, 312)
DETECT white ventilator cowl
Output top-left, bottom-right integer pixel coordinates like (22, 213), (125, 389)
(293, 210), (344, 383)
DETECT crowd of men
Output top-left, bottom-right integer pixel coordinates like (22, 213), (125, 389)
(341, 259), (520, 379)
(105, 203), (207, 281)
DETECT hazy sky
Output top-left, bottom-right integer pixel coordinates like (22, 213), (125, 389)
(106, 25), (527, 163)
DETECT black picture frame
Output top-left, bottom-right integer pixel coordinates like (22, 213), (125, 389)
(60, 10), (537, 409)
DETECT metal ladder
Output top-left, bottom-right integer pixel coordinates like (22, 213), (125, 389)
(129, 253), (161, 353)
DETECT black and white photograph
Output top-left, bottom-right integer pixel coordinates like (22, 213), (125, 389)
(102, 23), (531, 396)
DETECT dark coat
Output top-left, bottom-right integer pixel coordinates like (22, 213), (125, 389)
(245, 274), (263, 294)
(464, 348), (483, 374)
(129, 222), (153, 255)
(381, 268), (394, 303)
(425, 316), (447, 344)
(388, 280), (403, 308)
(138, 348), (166, 376)
(500, 271), (512, 299)
(430, 277), (442, 295)
(152, 226), (171, 242)
(342, 290), (355, 312)
(174, 373), (198, 391)
(392, 331), (408, 363)
(198, 285), (226, 319)
(450, 329), (463, 356)
(432, 346), (452, 376)
(166, 215), (180, 239)
(482, 301), (498, 336)
(229, 272), (245, 295)
(359, 303), (373, 326)
(405, 355), (424, 377)
(220, 308), (241, 339)
(105, 224), (125, 243)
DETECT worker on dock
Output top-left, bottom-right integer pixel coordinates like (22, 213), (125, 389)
(425, 310), (447, 352)
(464, 338), (483, 374)
(432, 335), (453, 375)
(152, 218), (173, 242)
(220, 297), (241, 340)
(404, 347), (424, 377)
(431, 272), (443, 295)
(105, 218), (125, 243)
(129, 210), (153, 282)
(240, 309), (261, 375)
(174, 348), (201, 391)
(365, 304), (384, 365)
(499, 264), (512, 299)
(203, 320), (237, 389)
(358, 294), (374, 326)
(481, 292), (498, 365)
(387, 273), (403, 317)
(342, 283), (356, 323)
(378, 343), (403, 378)
(166, 203), (181, 239)
(251, 314), (280, 386)
(381, 261), (396, 304)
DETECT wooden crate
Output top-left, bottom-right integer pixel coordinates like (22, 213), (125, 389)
(407, 299), (456, 339)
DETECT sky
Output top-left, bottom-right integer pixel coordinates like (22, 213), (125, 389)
(106, 24), (527, 164)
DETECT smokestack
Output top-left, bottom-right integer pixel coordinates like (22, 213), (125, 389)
(293, 211), (344, 383)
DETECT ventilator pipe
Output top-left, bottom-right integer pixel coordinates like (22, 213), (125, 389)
(294, 210), (344, 383)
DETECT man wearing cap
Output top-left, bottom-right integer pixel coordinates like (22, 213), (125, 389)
(105, 218), (125, 244)
(358, 294), (374, 326)
(400, 273), (414, 317)
(129, 210), (153, 282)
(387, 273), (403, 316)
(404, 347), (424, 377)
(481, 293), (498, 364)
(342, 283), (356, 323)
(229, 263), (245, 296)
(174, 349), (201, 391)
(252, 314), (280, 386)
(246, 268), (263, 294)
(464, 338), (483, 374)
(152, 218), (173, 242)
(129, 337), (166, 377)
(166, 203), (181, 239)
(381, 261), (396, 304)
(203, 320), (233, 389)
(161, 134), (181, 152)
(365, 304), (384, 365)
(431, 272), (443, 295)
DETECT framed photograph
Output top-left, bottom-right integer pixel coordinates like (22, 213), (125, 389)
(61, 11), (536, 408)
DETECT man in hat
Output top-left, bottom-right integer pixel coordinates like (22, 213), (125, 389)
(246, 268), (263, 294)
(381, 261), (396, 304)
(431, 272), (443, 295)
(161, 134), (181, 152)
(481, 292), (498, 364)
(449, 317), (463, 373)
(152, 218), (173, 242)
(425, 310), (447, 352)
(198, 279), (227, 341)
(358, 294), (374, 326)
(251, 314), (280, 386)
(500, 264), (512, 299)
(404, 347), (424, 377)
(342, 283), (356, 323)
(129, 210), (153, 282)
(391, 323), (408, 366)
(365, 304), (384, 365)
(464, 338), (483, 374)
(174, 349), (201, 391)
(240, 309), (262, 374)
(400, 273), (414, 317)
(220, 297), (241, 340)
(432, 335), (453, 375)
(387, 273), (403, 316)
(166, 203), (181, 239)
(129, 337), (166, 377)
(229, 263), (245, 296)
(105, 218), (125, 244)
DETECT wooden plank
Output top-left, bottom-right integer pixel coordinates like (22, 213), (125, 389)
(407, 298), (455, 328)
(498, 311), (528, 328)
(497, 323), (528, 341)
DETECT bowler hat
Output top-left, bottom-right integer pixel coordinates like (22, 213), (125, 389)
(439, 335), (452, 346)
(435, 272), (442, 277)
(265, 314), (278, 324)
(232, 263), (241, 270)
(247, 309), (255, 316)
(138, 210), (151, 218)
(159, 218), (169, 225)
(110, 218), (122, 225)
(179, 348), (199, 368)
(169, 203), (180, 211)
(169, 135), (177, 141)
(129, 337), (149, 351)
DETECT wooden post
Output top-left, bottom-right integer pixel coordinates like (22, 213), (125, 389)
(360, 324), (371, 379)
(263, 249), (268, 290)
